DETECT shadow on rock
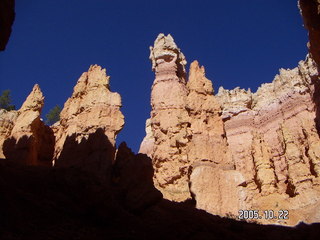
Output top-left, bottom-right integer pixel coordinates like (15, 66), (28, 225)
(112, 142), (163, 213)
(3, 125), (54, 167)
(55, 128), (115, 182)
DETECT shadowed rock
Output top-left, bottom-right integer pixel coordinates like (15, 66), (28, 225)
(113, 142), (162, 213)
(55, 128), (114, 181)
(299, 0), (320, 68)
(0, 0), (15, 51)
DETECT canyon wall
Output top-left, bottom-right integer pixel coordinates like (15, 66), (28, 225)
(141, 34), (320, 225)
(0, 1), (319, 226)
(216, 56), (320, 225)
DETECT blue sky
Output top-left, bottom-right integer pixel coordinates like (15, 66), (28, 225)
(0, 0), (308, 152)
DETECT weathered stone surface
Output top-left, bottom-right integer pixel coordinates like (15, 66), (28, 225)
(186, 61), (230, 167)
(139, 118), (154, 157)
(144, 34), (231, 202)
(147, 34), (191, 201)
(143, 33), (320, 225)
(216, 56), (320, 225)
(53, 65), (124, 179)
(0, 109), (18, 158)
(190, 164), (247, 218)
(3, 84), (54, 166)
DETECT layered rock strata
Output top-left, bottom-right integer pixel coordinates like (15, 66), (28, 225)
(147, 33), (191, 201)
(53, 65), (124, 178)
(141, 33), (320, 225)
(216, 56), (320, 225)
(141, 34), (231, 202)
(3, 84), (54, 166)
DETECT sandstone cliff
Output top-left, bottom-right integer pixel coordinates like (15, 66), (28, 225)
(216, 56), (320, 224)
(53, 65), (124, 179)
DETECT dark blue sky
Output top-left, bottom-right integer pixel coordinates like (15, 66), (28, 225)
(0, 0), (308, 152)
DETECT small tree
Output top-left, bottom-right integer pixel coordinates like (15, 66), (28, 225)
(45, 105), (62, 125)
(0, 89), (15, 111)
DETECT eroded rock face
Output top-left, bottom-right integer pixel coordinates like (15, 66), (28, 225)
(3, 84), (54, 166)
(216, 56), (320, 225)
(0, 109), (18, 158)
(53, 65), (124, 179)
(139, 118), (154, 157)
(186, 61), (230, 167)
(147, 34), (190, 201)
(143, 33), (320, 225)
(143, 34), (231, 202)
(190, 164), (247, 218)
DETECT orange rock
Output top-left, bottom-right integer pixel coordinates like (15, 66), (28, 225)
(143, 34), (231, 202)
(53, 65), (124, 179)
(148, 34), (190, 201)
(190, 164), (247, 218)
(143, 34), (320, 225)
(3, 84), (54, 166)
(216, 56), (320, 225)
(0, 109), (18, 158)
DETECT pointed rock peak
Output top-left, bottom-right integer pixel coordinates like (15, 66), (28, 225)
(72, 64), (111, 98)
(149, 33), (187, 76)
(20, 84), (44, 112)
(87, 64), (110, 88)
(187, 60), (214, 95)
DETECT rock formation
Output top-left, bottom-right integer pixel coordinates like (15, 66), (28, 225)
(186, 61), (230, 167)
(113, 142), (162, 212)
(190, 164), (247, 218)
(3, 84), (54, 166)
(0, 1), (319, 227)
(215, 56), (320, 225)
(53, 65), (124, 179)
(139, 119), (154, 157)
(0, 109), (18, 158)
(0, 0), (15, 51)
(145, 33), (190, 201)
(141, 33), (320, 225)
(299, 0), (320, 67)
(141, 34), (231, 202)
